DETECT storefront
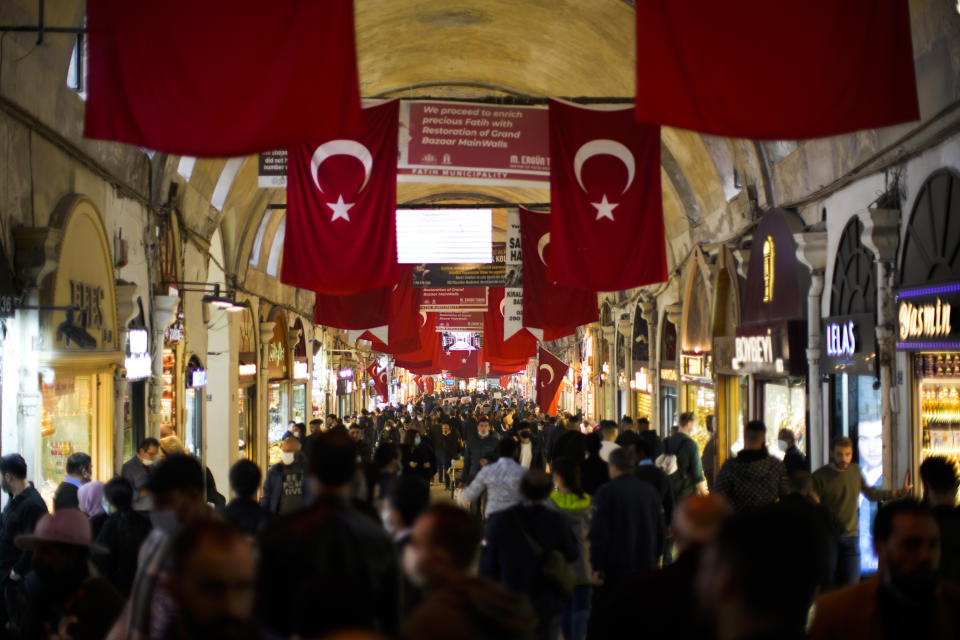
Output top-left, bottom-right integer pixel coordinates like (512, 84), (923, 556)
(311, 335), (328, 420)
(659, 318), (679, 433)
(290, 318), (309, 424)
(160, 306), (184, 438)
(897, 170), (960, 494)
(629, 311), (653, 421)
(265, 308), (291, 464)
(122, 323), (151, 460)
(36, 196), (122, 504)
(237, 307), (257, 461)
(732, 208), (809, 455)
(183, 355), (206, 458)
(580, 330), (596, 423)
(680, 259), (715, 452)
(712, 248), (744, 469)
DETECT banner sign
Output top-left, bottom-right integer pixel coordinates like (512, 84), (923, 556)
(435, 311), (484, 332)
(258, 150), (288, 188)
(895, 283), (960, 350)
(504, 207), (524, 340)
(822, 313), (876, 374)
(420, 287), (488, 311)
(414, 243), (505, 287)
(398, 101), (549, 188)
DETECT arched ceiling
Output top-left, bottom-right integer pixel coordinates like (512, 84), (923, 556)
(177, 0), (776, 289)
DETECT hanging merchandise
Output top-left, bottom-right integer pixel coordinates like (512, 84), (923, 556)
(283, 100), (399, 295)
(84, 0), (361, 155)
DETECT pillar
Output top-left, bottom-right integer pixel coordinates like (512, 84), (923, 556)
(640, 298), (658, 428)
(795, 230), (828, 468)
(860, 209), (901, 483)
(259, 319), (276, 473)
(601, 325), (616, 421)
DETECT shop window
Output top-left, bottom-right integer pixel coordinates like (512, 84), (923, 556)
(900, 169), (960, 286)
(831, 218), (876, 316)
(40, 375), (95, 506)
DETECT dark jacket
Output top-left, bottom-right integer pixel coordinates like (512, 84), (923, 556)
(783, 445), (808, 476)
(261, 459), (310, 514)
(635, 462), (676, 527)
(53, 479), (82, 511)
(20, 573), (123, 640)
(639, 430), (665, 460)
(257, 494), (401, 637)
(93, 508), (152, 597)
(481, 503), (580, 620)
(400, 444), (434, 482)
(463, 434), (500, 482)
(715, 449), (788, 511)
(221, 497), (273, 538)
(0, 484), (48, 577)
(589, 474), (664, 577)
(582, 454), (610, 495)
(615, 429), (641, 451)
(934, 505), (960, 585)
(664, 432), (704, 500)
(552, 430), (586, 464)
(436, 433), (462, 459)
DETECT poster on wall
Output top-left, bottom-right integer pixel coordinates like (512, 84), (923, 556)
(420, 287), (488, 311)
(413, 243), (506, 287)
(504, 207), (524, 340)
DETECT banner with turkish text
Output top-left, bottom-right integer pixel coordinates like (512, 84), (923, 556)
(633, 0), (918, 139)
(85, 0), (362, 156)
(283, 101), (398, 295)
(520, 208), (598, 333)
(485, 288), (537, 361)
(548, 100), (666, 291)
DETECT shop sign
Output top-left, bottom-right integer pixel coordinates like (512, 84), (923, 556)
(294, 361), (309, 380)
(434, 311), (484, 332)
(733, 321), (805, 376)
(681, 353), (709, 378)
(165, 321), (184, 343)
(125, 328), (151, 380)
(338, 368), (354, 379)
(420, 287), (488, 311)
(266, 319), (289, 380)
(660, 368), (678, 382)
(189, 369), (207, 388)
(822, 314), (876, 374)
(414, 244), (506, 287)
(238, 363), (257, 377)
(895, 283), (960, 349)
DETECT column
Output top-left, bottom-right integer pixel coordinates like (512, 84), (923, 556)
(259, 320), (276, 473)
(795, 231), (827, 469)
(665, 302), (682, 432)
(601, 325), (616, 421)
(860, 209), (900, 483)
(621, 313), (635, 418)
(640, 298), (658, 428)
(114, 281), (139, 472)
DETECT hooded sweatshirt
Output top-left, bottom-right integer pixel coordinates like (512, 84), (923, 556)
(714, 448), (788, 511)
(549, 492), (593, 585)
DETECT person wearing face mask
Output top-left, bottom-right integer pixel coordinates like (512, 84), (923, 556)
(777, 428), (807, 478)
(122, 438), (161, 510)
(106, 454), (211, 640)
(78, 480), (109, 539)
(809, 499), (960, 640)
(382, 476), (431, 616)
(16, 509), (123, 640)
(400, 430), (433, 483)
(53, 452), (92, 511)
(461, 420), (500, 489)
(94, 477), (152, 597)
(261, 432), (309, 515)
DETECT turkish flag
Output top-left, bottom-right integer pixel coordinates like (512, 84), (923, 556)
(425, 377), (435, 395)
(634, 0), (918, 139)
(446, 351), (480, 379)
(521, 208), (598, 333)
(283, 101), (398, 295)
(314, 286), (390, 330)
(548, 101), (667, 291)
(485, 288), (538, 361)
(352, 267), (422, 352)
(367, 363), (389, 400)
(394, 315), (441, 372)
(84, 0), (361, 156)
(499, 375), (512, 388)
(412, 375), (425, 393)
(536, 347), (569, 415)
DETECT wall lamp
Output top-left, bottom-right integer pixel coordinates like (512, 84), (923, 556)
(164, 282), (248, 313)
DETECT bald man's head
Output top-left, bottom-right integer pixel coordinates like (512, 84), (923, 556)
(672, 494), (733, 554)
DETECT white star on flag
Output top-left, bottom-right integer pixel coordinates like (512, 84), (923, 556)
(326, 195), (355, 222)
(591, 194), (617, 221)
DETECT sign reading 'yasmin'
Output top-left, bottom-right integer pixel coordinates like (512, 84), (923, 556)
(899, 299), (952, 341)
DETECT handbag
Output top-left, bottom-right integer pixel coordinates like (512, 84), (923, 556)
(515, 512), (576, 597)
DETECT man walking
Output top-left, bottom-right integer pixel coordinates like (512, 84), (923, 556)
(715, 420), (788, 510)
(598, 421), (620, 462)
(121, 438), (160, 509)
(261, 432), (309, 515)
(463, 438), (526, 520)
(812, 436), (911, 589)
(662, 412), (707, 502)
(482, 470), (579, 640)
(587, 448), (664, 639)
(53, 452), (92, 510)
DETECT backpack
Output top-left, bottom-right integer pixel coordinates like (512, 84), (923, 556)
(657, 435), (691, 498)
(514, 512), (575, 597)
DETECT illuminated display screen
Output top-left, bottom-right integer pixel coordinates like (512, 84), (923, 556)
(396, 209), (492, 264)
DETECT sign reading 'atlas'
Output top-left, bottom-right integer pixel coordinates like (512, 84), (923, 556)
(895, 283), (960, 350)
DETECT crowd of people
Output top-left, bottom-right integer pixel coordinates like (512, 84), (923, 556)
(0, 389), (958, 639)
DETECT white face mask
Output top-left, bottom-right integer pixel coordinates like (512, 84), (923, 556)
(280, 451), (296, 465)
(141, 457), (154, 467)
(380, 509), (398, 536)
(414, 436), (422, 447)
(777, 440), (789, 452)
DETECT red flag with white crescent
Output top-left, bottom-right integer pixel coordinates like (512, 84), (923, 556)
(485, 288), (537, 361)
(84, 0), (362, 156)
(520, 207), (598, 333)
(499, 375), (511, 388)
(365, 362), (388, 400)
(283, 101), (398, 295)
(536, 347), (569, 415)
(548, 100), (666, 291)
(425, 377), (435, 395)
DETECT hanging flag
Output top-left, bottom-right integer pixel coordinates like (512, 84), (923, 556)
(393, 314), (441, 371)
(499, 375), (512, 388)
(314, 286), (391, 330)
(548, 100), (667, 291)
(484, 288), (538, 361)
(521, 207), (598, 334)
(446, 351), (481, 379)
(283, 101), (399, 295)
(84, 0), (362, 156)
(425, 377), (436, 395)
(633, 0), (918, 139)
(412, 375), (425, 393)
(352, 267), (422, 352)
(366, 362), (389, 400)
(536, 347), (569, 415)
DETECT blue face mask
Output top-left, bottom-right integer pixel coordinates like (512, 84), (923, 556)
(414, 436), (422, 447)
(102, 499), (111, 516)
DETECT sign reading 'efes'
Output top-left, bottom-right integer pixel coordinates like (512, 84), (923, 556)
(821, 314), (876, 374)
(896, 282), (960, 349)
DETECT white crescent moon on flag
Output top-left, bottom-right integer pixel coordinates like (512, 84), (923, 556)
(379, 372), (387, 384)
(419, 311), (428, 327)
(311, 140), (374, 194)
(499, 298), (506, 318)
(573, 139), (635, 195)
(539, 363), (555, 386)
(537, 232), (551, 267)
